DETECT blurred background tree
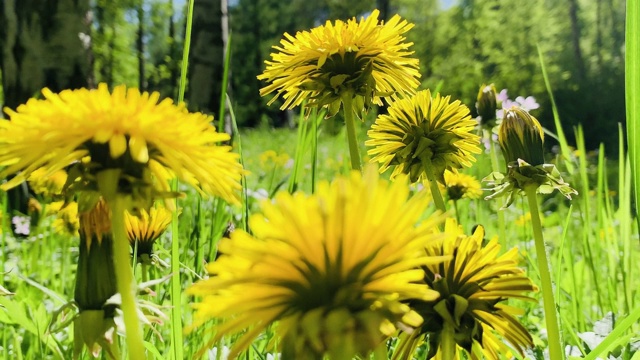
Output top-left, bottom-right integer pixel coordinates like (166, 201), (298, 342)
(0, 0), (92, 235)
(0, 0), (626, 152)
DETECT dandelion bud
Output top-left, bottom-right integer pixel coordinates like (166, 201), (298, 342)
(475, 83), (497, 125)
(498, 106), (544, 165)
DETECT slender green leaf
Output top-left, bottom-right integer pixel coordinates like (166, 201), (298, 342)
(626, 0), (640, 228)
(538, 44), (574, 174)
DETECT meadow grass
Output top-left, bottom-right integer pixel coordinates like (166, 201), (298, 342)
(0, 116), (639, 359)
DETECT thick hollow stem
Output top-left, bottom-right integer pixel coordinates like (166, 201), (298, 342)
(341, 95), (362, 171)
(111, 195), (146, 360)
(524, 185), (564, 360)
(423, 157), (447, 213)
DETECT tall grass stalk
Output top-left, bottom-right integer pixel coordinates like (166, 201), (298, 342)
(584, 305), (640, 360)
(537, 45), (574, 174)
(227, 94), (249, 231)
(575, 126), (605, 315)
(288, 107), (321, 193)
(626, 0), (640, 224)
(169, 0), (195, 358)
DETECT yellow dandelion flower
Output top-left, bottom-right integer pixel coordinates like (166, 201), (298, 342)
(366, 90), (481, 184)
(515, 212), (532, 227)
(78, 198), (112, 251)
(442, 170), (483, 201)
(258, 150), (291, 170)
(394, 219), (537, 360)
(258, 9), (419, 116)
(125, 206), (172, 260)
(28, 168), (68, 197)
(188, 167), (444, 360)
(51, 201), (80, 236)
(0, 83), (244, 206)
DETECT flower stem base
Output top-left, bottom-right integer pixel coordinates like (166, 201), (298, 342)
(525, 185), (563, 360)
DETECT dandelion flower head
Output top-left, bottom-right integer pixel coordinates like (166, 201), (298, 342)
(48, 201), (80, 236)
(366, 89), (481, 183)
(395, 219), (537, 360)
(258, 9), (420, 116)
(28, 168), (68, 197)
(188, 167), (444, 360)
(442, 170), (483, 201)
(0, 84), (244, 207)
(125, 206), (172, 259)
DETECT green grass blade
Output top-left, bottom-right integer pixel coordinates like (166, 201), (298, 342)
(538, 44), (574, 174)
(626, 0), (640, 227)
(583, 305), (640, 360)
(177, 0), (195, 104)
(170, 0), (195, 358)
(227, 94), (249, 231)
(218, 33), (232, 132)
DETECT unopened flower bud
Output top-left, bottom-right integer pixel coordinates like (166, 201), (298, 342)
(475, 84), (497, 125)
(498, 106), (544, 165)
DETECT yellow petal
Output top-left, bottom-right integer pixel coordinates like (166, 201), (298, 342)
(129, 136), (149, 163)
(109, 133), (127, 159)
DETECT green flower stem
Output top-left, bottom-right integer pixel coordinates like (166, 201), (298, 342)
(452, 199), (460, 224)
(423, 157), (447, 213)
(141, 262), (149, 283)
(341, 95), (362, 171)
(524, 185), (563, 360)
(111, 195), (146, 360)
(487, 130), (507, 243)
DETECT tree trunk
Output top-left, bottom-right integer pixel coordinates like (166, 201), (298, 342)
(1, 0), (91, 110)
(186, 0), (224, 115)
(0, 0), (91, 235)
(168, 0), (178, 100)
(220, 0), (232, 135)
(376, 0), (390, 21)
(137, 0), (146, 90)
(568, 0), (586, 81)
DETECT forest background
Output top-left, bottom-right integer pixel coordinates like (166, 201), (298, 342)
(0, 0), (626, 153)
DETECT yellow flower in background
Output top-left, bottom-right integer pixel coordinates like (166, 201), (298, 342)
(28, 168), (68, 197)
(48, 201), (80, 236)
(515, 212), (532, 227)
(394, 219), (537, 360)
(0, 83), (244, 206)
(258, 150), (291, 170)
(125, 206), (172, 260)
(258, 9), (420, 117)
(366, 90), (481, 184)
(442, 170), (483, 201)
(188, 168), (444, 360)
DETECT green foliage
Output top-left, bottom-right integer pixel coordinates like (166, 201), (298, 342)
(145, 0), (183, 100)
(93, 0), (139, 87)
(224, 0), (624, 149)
(626, 0), (640, 226)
